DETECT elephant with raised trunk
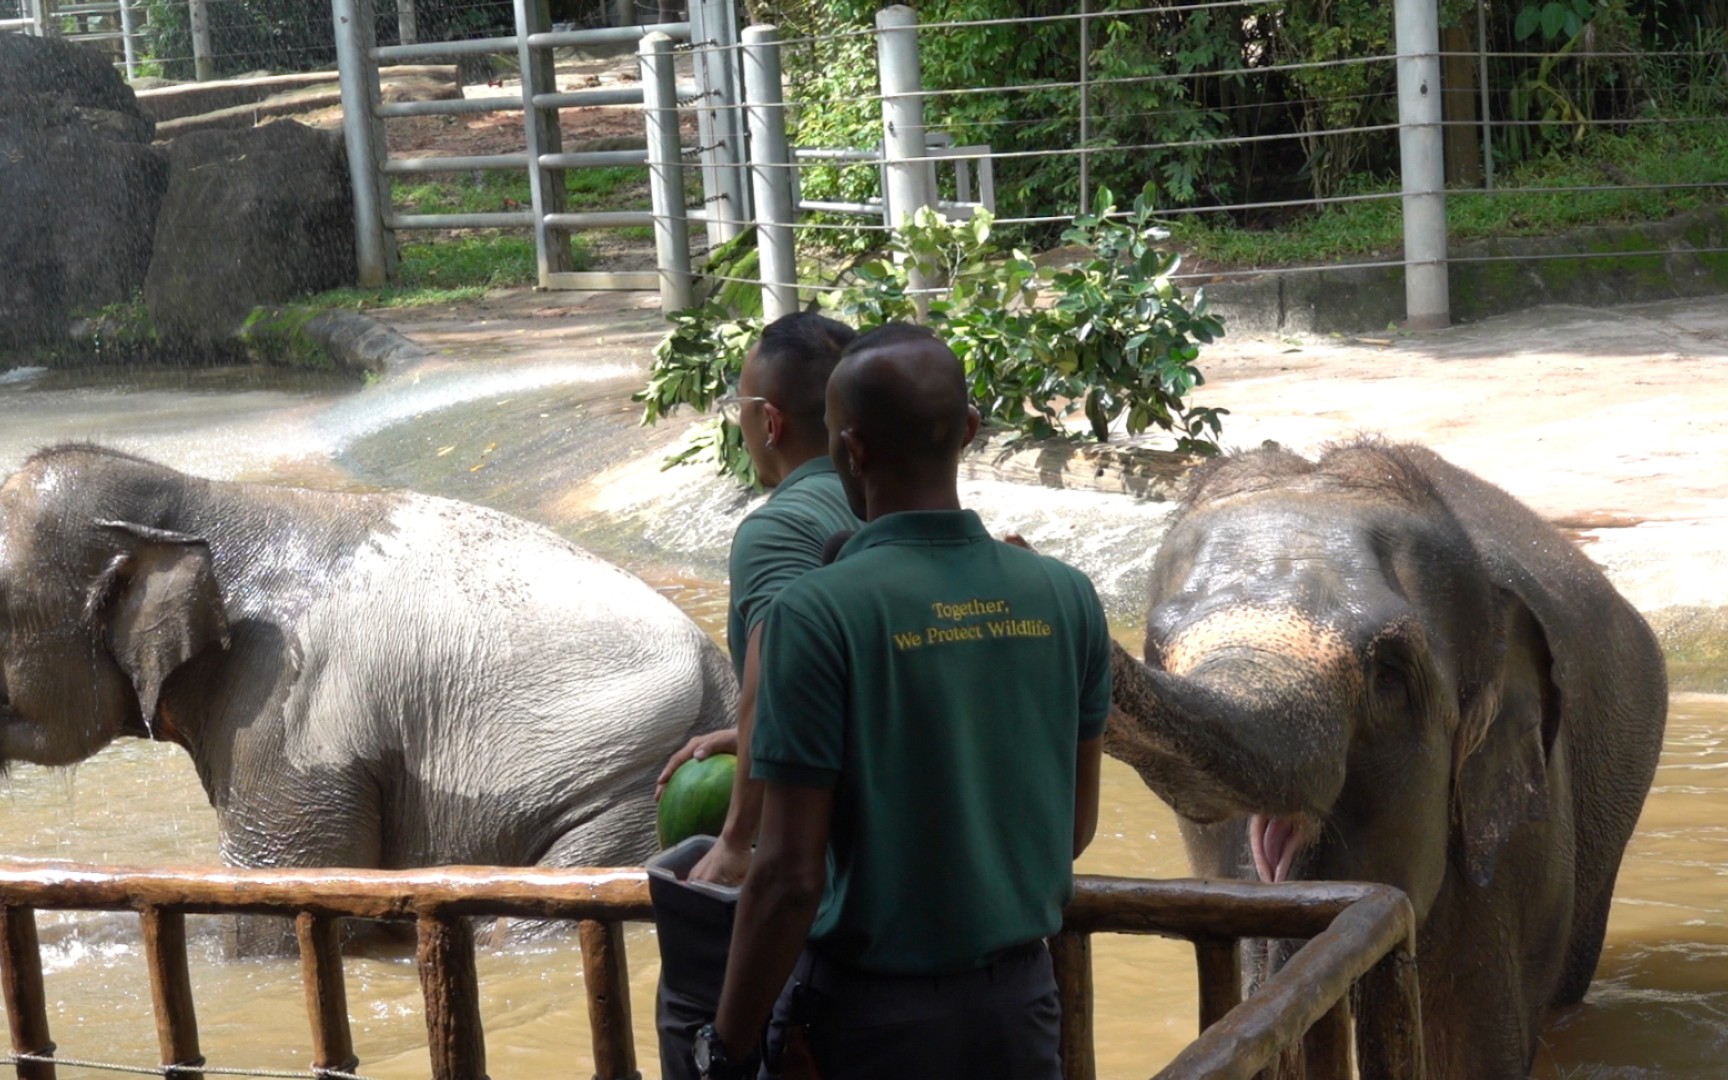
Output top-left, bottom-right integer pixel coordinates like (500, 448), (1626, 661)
(1107, 439), (1666, 1079)
(0, 446), (735, 906)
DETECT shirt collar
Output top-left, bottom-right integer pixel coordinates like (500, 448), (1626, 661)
(769, 456), (838, 499)
(838, 509), (989, 559)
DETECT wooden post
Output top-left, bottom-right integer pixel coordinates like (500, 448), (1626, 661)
(417, 914), (487, 1080)
(1440, 23), (1482, 185)
(1302, 998), (1352, 1079)
(1193, 937), (1240, 1032)
(139, 908), (203, 1080)
(295, 914), (358, 1077)
(1355, 945), (1425, 1080)
(0, 908), (54, 1080)
(1048, 930), (1095, 1080)
(579, 921), (639, 1080)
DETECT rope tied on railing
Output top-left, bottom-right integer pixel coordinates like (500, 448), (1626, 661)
(1, 1054), (371, 1080)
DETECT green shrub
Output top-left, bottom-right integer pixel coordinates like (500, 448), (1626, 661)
(637, 187), (1225, 485)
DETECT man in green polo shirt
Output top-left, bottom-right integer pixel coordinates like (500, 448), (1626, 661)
(654, 310), (860, 887)
(692, 323), (1109, 1080)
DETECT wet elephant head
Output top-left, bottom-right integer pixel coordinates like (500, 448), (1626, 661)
(1109, 440), (1556, 924)
(0, 450), (228, 769)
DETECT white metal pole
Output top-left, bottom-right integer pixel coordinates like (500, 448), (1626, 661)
(876, 5), (932, 314)
(189, 0), (213, 80)
(692, 0), (746, 244)
(517, 0), (574, 285)
(641, 31), (694, 314)
(397, 0), (417, 45)
(1476, 0), (1494, 190)
(876, 5), (932, 227)
(1079, 0), (1090, 215)
(333, 0), (389, 286)
(118, 0), (138, 78)
(1394, 0), (1450, 330)
(30, 0), (49, 36)
(743, 24), (796, 320)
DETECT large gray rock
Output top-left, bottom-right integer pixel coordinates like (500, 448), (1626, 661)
(144, 120), (357, 346)
(0, 35), (167, 349)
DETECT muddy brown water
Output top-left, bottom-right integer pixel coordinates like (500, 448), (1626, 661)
(0, 364), (1723, 1077)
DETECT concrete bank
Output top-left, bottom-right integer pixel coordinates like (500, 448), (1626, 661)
(1205, 205), (1728, 336)
(371, 291), (1728, 689)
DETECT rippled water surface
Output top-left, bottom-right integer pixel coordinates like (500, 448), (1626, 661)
(1, 364), (1723, 1078)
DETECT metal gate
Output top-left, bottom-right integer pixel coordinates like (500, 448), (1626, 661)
(330, 0), (741, 303)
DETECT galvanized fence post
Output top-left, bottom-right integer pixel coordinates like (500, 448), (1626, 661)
(876, 4), (933, 313)
(516, 0), (574, 285)
(1394, 0), (1450, 329)
(640, 31), (694, 315)
(188, 0), (212, 81)
(690, 0), (747, 246)
(743, 24), (797, 320)
(118, 0), (137, 79)
(396, 0), (417, 46)
(332, 0), (392, 286)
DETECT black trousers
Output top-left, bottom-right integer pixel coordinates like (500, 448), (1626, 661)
(760, 942), (1061, 1080)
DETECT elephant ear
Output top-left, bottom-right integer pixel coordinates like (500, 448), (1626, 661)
(1454, 590), (1558, 888)
(89, 521), (230, 736)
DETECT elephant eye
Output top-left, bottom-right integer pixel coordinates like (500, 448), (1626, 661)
(1367, 639), (1419, 715)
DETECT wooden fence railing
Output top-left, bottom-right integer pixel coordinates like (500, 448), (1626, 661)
(0, 864), (1421, 1080)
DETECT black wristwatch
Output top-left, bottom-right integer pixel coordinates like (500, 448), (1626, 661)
(693, 1023), (747, 1080)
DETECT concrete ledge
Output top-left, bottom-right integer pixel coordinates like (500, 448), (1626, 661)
(1199, 204), (1728, 335)
(301, 309), (429, 375)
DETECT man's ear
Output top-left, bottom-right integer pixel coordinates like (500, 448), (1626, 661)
(839, 427), (866, 476)
(962, 404), (982, 449)
(762, 401), (786, 449)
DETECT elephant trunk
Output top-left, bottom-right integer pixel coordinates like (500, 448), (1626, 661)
(1105, 640), (1351, 826)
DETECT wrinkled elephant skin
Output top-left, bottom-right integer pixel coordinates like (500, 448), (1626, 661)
(0, 446), (736, 937)
(1106, 440), (1667, 1079)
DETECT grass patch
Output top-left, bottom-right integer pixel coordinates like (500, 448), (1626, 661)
(392, 166), (651, 217)
(1168, 121), (1728, 268)
(311, 233), (587, 310)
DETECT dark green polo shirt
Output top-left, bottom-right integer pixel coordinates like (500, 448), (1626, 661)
(725, 457), (859, 678)
(751, 509), (1111, 975)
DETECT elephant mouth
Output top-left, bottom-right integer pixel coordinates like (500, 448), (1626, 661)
(1249, 813), (1311, 883)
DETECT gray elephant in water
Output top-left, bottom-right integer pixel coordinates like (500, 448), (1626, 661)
(0, 445), (734, 892)
(1106, 439), (1666, 1079)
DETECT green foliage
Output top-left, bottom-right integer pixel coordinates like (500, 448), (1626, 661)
(776, 1), (1236, 250)
(1515, 0), (1597, 41)
(639, 190), (1225, 484)
(635, 304), (762, 486)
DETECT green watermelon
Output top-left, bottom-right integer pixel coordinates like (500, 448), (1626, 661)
(657, 753), (737, 849)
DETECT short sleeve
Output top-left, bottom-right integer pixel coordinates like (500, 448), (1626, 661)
(752, 593), (847, 789)
(729, 510), (825, 646)
(1076, 574), (1112, 740)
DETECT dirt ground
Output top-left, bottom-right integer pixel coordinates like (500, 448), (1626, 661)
(378, 289), (1728, 623)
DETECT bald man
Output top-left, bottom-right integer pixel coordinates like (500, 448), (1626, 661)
(691, 324), (1109, 1080)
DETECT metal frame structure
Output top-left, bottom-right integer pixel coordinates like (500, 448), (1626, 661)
(0, 862), (1425, 1080)
(2, 0), (148, 79)
(330, 0), (730, 295)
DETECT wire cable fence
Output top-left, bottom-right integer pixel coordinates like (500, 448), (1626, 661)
(669, 0), (1728, 327)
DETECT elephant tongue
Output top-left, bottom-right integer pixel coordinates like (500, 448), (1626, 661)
(1250, 814), (1302, 883)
